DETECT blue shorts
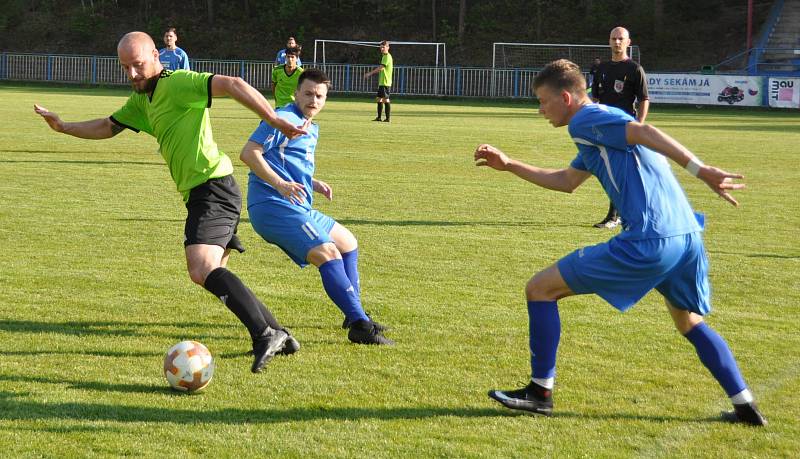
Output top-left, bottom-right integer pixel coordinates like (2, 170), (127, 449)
(248, 200), (336, 267)
(557, 232), (711, 315)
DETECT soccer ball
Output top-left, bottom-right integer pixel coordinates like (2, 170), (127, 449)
(163, 340), (215, 393)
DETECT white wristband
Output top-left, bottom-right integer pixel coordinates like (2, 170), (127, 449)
(685, 157), (704, 177)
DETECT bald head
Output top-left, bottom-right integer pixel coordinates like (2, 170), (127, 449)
(609, 26), (631, 61)
(610, 27), (630, 39)
(117, 32), (162, 94)
(118, 31), (157, 56)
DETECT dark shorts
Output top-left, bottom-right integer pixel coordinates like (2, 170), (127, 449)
(184, 175), (245, 253)
(377, 85), (391, 99)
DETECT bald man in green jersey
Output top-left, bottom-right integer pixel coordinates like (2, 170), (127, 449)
(34, 31), (308, 374)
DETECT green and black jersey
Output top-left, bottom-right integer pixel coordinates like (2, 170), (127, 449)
(110, 69), (233, 202)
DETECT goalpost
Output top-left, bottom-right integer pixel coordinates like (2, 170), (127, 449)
(492, 42), (641, 71)
(490, 42), (641, 97)
(312, 39), (447, 95)
(313, 39), (447, 67)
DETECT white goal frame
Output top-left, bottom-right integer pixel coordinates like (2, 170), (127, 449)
(492, 42), (641, 70)
(313, 39), (447, 67)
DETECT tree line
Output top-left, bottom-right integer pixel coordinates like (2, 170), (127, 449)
(0, 0), (771, 70)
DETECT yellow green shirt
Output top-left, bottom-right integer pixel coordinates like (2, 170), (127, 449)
(110, 70), (233, 202)
(379, 53), (393, 87)
(272, 65), (304, 107)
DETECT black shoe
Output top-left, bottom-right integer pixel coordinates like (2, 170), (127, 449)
(347, 319), (394, 345)
(277, 328), (301, 355)
(488, 382), (553, 416)
(251, 327), (289, 373)
(383, 118), (390, 123)
(342, 314), (389, 332)
(279, 335), (301, 355)
(372, 117), (382, 122)
(722, 402), (767, 426)
(594, 213), (622, 228)
(247, 329), (300, 356)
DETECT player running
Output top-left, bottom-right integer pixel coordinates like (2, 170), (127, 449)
(476, 59), (765, 426)
(240, 68), (394, 345)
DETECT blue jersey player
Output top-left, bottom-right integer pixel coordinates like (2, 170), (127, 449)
(475, 59), (765, 425)
(239, 68), (393, 345)
(159, 28), (190, 71)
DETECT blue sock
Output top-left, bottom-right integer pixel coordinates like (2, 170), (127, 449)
(319, 259), (369, 324)
(528, 300), (561, 379)
(341, 249), (361, 296)
(684, 322), (747, 397)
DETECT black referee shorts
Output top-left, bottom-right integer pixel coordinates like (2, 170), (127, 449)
(184, 175), (245, 253)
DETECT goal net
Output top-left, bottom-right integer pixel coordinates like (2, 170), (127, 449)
(313, 40), (447, 67)
(492, 43), (641, 71)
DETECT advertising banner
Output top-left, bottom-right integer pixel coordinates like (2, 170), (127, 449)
(647, 74), (764, 106)
(767, 78), (800, 108)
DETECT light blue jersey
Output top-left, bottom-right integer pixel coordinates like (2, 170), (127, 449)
(247, 103), (319, 210)
(568, 104), (702, 240)
(159, 47), (190, 71)
(275, 48), (302, 66)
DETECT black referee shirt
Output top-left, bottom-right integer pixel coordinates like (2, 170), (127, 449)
(591, 59), (649, 118)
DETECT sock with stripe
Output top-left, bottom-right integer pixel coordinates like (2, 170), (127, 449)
(203, 267), (279, 340)
(319, 259), (369, 324)
(341, 249), (361, 295)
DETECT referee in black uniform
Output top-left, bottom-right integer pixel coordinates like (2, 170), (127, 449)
(591, 26), (650, 229)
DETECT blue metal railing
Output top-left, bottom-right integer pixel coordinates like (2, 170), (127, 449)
(4, 51), (796, 98)
(0, 52), (546, 99)
(749, 0), (786, 71)
(716, 47), (800, 75)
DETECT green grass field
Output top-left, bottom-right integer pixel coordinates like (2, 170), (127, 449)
(1, 84), (798, 457)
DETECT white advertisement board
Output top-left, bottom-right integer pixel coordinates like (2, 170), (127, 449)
(767, 78), (800, 108)
(647, 74), (764, 106)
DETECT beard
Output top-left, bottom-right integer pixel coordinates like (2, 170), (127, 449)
(131, 74), (160, 94)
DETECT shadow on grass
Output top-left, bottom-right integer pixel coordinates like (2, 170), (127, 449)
(112, 217), (581, 229)
(0, 390), (725, 425)
(0, 158), (162, 167)
(0, 320), (240, 340)
(0, 375), (169, 395)
(2, 349), (160, 358)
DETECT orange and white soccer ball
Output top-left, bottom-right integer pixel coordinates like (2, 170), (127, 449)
(163, 340), (214, 393)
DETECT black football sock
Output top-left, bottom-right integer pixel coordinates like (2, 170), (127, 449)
(256, 303), (284, 332)
(609, 202), (619, 220)
(377, 102), (384, 118)
(384, 102), (391, 119)
(203, 267), (279, 339)
(602, 202), (616, 221)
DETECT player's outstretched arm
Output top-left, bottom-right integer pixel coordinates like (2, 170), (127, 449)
(211, 75), (308, 139)
(33, 104), (123, 139)
(626, 122), (745, 206)
(239, 140), (307, 205)
(473, 143), (590, 193)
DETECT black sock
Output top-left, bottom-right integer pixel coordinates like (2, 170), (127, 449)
(604, 202), (617, 221)
(377, 102), (383, 118)
(203, 267), (280, 340)
(384, 102), (391, 119)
